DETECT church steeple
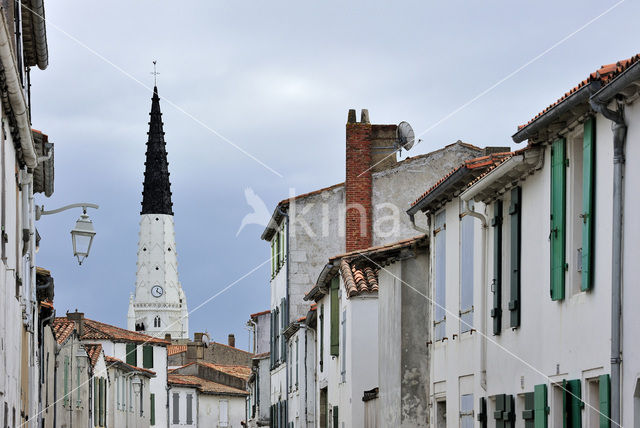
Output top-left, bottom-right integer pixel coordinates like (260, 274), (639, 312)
(141, 86), (173, 215)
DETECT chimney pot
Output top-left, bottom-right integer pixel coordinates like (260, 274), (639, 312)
(165, 333), (172, 342)
(360, 109), (370, 124)
(347, 109), (357, 123)
(194, 332), (204, 343)
(228, 334), (235, 348)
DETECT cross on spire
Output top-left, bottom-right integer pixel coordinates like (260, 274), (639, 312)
(151, 60), (160, 86)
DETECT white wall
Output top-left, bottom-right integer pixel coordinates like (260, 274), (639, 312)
(198, 394), (245, 428)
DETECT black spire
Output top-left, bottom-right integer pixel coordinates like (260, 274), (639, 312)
(141, 86), (174, 215)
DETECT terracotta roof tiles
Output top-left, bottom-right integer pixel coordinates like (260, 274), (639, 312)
(518, 54), (640, 132)
(167, 345), (187, 356)
(83, 344), (103, 369)
(168, 374), (248, 396)
(52, 317), (170, 346)
(104, 356), (156, 376)
(195, 361), (251, 381)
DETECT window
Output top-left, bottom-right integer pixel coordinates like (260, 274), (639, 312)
(153, 316), (161, 328)
(172, 393), (180, 424)
(219, 399), (229, 427)
(552, 380), (583, 428)
(436, 400), (446, 428)
(320, 388), (328, 428)
(271, 222), (288, 278)
(460, 394), (473, 428)
(94, 378), (98, 426)
(143, 345), (154, 369)
(460, 203), (474, 333)
(493, 394), (514, 427)
(509, 187), (522, 328)
(76, 363), (82, 407)
(434, 209), (446, 341)
(340, 309), (346, 381)
(186, 393), (193, 425)
(586, 375), (609, 428)
(116, 374), (120, 410)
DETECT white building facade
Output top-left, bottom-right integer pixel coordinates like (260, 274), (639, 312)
(406, 54), (640, 427)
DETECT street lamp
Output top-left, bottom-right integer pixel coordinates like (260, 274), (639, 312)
(36, 203), (99, 265)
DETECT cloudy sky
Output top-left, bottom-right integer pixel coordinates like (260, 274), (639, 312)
(33, 0), (639, 350)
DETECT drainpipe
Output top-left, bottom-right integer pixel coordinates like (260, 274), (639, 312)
(590, 97), (626, 426)
(460, 200), (488, 390)
(408, 213), (428, 234)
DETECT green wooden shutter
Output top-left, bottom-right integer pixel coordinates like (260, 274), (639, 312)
(143, 345), (153, 368)
(491, 201), (503, 335)
(150, 393), (155, 426)
(330, 276), (340, 356)
(534, 384), (548, 428)
(271, 240), (275, 277)
(550, 138), (567, 301)
(281, 298), (287, 363)
(582, 117), (596, 291)
(494, 394), (506, 428)
(98, 378), (104, 427)
(523, 392), (535, 427)
(63, 356), (69, 406)
(505, 395), (515, 427)
(478, 397), (487, 428)
(270, 310), (275, 368)
(509, 187), (522, 328)
(332, 406), (338, 428)
(565, 379), (583, 428)
(599, 375), (610, 428)
(126, 343), (137, 366)
(94, 378), (99, 426)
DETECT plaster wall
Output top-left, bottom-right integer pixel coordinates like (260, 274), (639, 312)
(198, 394), (245, 428)
(169, 386), (197, 428)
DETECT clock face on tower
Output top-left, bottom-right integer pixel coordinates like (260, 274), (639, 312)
(151, 285), (164, 298)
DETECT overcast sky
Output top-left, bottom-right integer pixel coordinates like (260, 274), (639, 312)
(33, 0), (639, 350)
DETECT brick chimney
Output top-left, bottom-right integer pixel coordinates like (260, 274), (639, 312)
(67, 310), (84, 337)
(228, 334), (235, 348)
(345, 109), (397, 252)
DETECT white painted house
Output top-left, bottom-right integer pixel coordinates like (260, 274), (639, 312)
(0, 2), (52, 427)
(261, 108), (487, 427)
(407, 53), (640, 427)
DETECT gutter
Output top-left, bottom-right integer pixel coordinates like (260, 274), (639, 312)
(0, 8), (36, 167)
(512, 81), (601, 144)
(588, 59), (640, 427)
(28, 0), (48, 70)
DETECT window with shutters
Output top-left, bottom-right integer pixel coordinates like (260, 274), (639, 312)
(553, 380), (583, 428)
(94, 378), (98, 426)
(586, 375), (609, 428)
(493, 394), (515, 428)
(143, 345), (153, 369)
(568, 127), (587, 296)
(270, 222), (288, 278)
(550, 138), (567, 300)
(534, 384), (549, 428)
(434, 209), (446, 341)
(460, 394), (474, 428)
(274, 308), (280, 365)
(460, 202), (474, 333)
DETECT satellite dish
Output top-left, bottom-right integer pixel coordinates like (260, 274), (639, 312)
(396, 121), (415, 152)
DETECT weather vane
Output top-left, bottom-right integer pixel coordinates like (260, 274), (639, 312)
(151, 60), (160, 86)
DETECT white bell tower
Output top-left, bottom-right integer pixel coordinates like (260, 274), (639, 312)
(127, 85), (189, 339)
